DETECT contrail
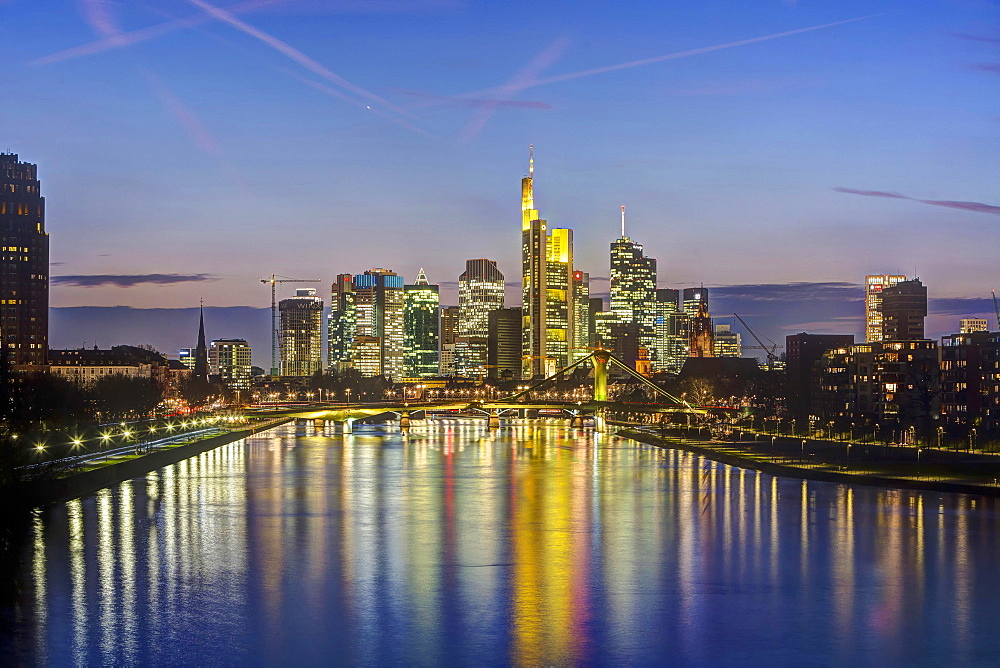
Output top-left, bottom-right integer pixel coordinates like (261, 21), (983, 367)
(34, 0), (291, 65)
(182, 0), (408, 117)
(293, 74), (434, 137)
(456, 14), (883, 101)
(141, 70), (222, 155)
(458, 36), (568, 144)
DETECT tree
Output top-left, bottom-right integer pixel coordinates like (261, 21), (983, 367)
(89, 375), (163, 421)
(178, 375), (222, 410)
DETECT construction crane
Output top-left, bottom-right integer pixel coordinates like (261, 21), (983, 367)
(261, 274), (321, 376)
(733, 313), (781, 369)
(993, 290), (1000, 332)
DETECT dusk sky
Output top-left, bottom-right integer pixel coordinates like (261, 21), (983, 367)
(3, 0), (997, 364)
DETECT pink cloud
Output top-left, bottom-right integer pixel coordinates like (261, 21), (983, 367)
(834, 187), (1000, 216)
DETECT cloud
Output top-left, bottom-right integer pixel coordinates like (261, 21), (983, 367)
(832, 187), (907, 199)
(969, 63), (1000, 74)
(711, 281), (863, 302)
(52, 273), (217, 287)
(952, 32), (1000, 44)
(834, 187), (1000, 216)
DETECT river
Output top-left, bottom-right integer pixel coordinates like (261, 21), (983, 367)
(3, 418), (1000, 665)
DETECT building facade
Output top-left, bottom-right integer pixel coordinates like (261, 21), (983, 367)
(865, 274), (906, 342)
(328, 273), (356, 372)
(404, 269), (440, 378)
(350, 268), (406, 380)
(520, 148), (574, 378)
(880, 278), (927, 341)
(457, 259), (504, 377)
(940, 331), (1000, 436)
(0, 153), (48, 369)
(487, 307), (522, 381)
(713, 324), (741, 358)
(209, 339), (252, 392)
(279, 288), (323, 376)
(609, 206), (656, 355)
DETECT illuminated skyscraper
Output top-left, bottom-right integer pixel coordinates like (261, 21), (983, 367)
(404, 269), (440, 378)
(279, 288), (323, 376)
(457, 259), (504, 377)
(520, 147), (574, 377)
(571, 271), (591, 361)
(353, 268), (405, 380)
(458, 259), (505, 337)
(328, 273), (356, 372)
(0, 153), (48, 368)
(653, 289), (688, 373)
(609, 206), (656, 348)
(682, 287), (709, 317)
(865, 274), (906, 342)
(439, 305), (459, 376)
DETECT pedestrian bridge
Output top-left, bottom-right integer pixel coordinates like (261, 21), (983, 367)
(252, 350), (706, 432)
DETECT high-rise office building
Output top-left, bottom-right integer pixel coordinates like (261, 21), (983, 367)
(520, 147), (574, 377)
(352, 268), (405, 380)
(458, 259), (505, 337)
(439, 305), (460, 376)
(609, 206), (657, 354)
(279, 288), (323, 376)
(488, 307), (522, 380)
(209, 339), (252, 391)
(881, 278), (927, 341)
(572, 271), (591, 361)
(404, 269), (440, 378)
(865, 274), (906, 342)
(457, 259), (503, 377)
(178, 348), (195, 371)
(713, 324), (741, 358)
(652, 288), (687, 373)
(0, 153), (48, 369)
(682, 287), (708, 317)
(328, 273), (356, 372)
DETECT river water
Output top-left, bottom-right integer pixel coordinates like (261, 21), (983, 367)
(3, 418), (1000, 665)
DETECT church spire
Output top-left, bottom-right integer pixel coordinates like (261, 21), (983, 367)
(194, 300), (209, 381)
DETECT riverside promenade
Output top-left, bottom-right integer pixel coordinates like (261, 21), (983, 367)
(621, 425), (1000, 498)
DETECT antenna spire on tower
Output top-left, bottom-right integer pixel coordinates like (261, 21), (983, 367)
(621, 205), (626, 238)
(529, 143), (534, 177)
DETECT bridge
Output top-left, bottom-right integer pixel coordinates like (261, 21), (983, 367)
(255, 350), (706, 432)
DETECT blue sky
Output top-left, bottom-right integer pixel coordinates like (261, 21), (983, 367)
(2, 0), (997, 362)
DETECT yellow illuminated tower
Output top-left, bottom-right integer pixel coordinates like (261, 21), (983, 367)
(521, 146), (574, 378)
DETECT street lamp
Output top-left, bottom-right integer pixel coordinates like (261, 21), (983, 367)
(937, 425), (944, 450)
(346, 388), (351, 406)
(970, 428), (977, 452)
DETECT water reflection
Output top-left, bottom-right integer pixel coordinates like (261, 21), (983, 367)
(5, 420), (1000, 665)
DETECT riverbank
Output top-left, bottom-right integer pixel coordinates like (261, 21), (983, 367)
(620, 427), (1000, 498)
(26, 417), (292, 507)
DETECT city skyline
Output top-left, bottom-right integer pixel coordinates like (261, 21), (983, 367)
(4, 3), (992, 311)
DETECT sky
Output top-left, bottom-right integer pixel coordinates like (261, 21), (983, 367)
(2, 0), (997, 365)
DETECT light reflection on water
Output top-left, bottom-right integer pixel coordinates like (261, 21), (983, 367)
(6, 418), (1000, 665)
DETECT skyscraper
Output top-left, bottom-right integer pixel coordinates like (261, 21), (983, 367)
(609, 206), (657, 347)
(353, 268), (405, 380)
(487, 307), (522, 380)
(328, 273), (356, 373)
(880, 278), (927, 341)
(571, 271), (591, 361)
(279, 288), (323, 376)
(713, 324), (741, 357)
(652, 288), (687, 373)
(865, 274), (906, 342)
(520, 147), (574, 378)
(404, 269), (440, 378)
(0, 153), (48, 369)
(457, 259), (504, 377)
(439, 305), (460, 376)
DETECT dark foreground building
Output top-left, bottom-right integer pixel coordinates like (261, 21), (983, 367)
(1, 153), (48, 369)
